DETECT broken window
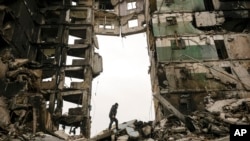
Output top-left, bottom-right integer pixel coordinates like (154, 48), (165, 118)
(165, 0), (174, 6)
(69, 10), (88, 24)
(127, 1), (136, 10)
(69, 28), (87, 39)
(99, 24), (104, 29)
(40, 27), (58, 43)
(42, 77), (53, 82)
(98, 0), (114, 10)
(104, 24), (114, 30)
(171, 39), (186, 49)
(222, 67), (232, 74)
(128, 19), (138, 28)
(179, 68), (191, 80)
(179, 94), (191, 114)
(98, 24), (114, 30)
(71, 1), (77, 6)
(214, 40), (228, 59)
(166, 17), (177, 26)
(68, 35), (81, 45)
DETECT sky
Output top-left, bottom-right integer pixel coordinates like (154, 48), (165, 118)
(64, 33), (155, 137)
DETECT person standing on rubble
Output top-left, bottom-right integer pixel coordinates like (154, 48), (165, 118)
(108, 103), (119, 130)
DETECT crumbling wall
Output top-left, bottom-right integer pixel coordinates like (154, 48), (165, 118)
(94, 0), (147, 36)
(147, 0), (250, 123)
(0, 0), (102, 139)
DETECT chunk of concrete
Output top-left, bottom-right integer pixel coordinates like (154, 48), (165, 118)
(142, 125), (152, 136)
(117, 135), (129, 141)
(54, 130), (70, 140)
(126, 127), (140, 138)
(206, 99), (237, 113)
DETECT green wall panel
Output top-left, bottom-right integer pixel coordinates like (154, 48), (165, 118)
(156, 45), (218, 62)
(157, 0), (206, 12)
(153, 22), (203, 37)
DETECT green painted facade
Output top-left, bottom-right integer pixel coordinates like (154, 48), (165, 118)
(157, 0), (206, 12)
(152, 22), (203, 37)
(156, 45), (219, 62)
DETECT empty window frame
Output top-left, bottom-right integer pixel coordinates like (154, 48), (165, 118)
(214, 40), (228, 59)
(179, 94), (191, 114)
(222, 67), (232, 74)
(40, 27), (58, 43)
(99, 24), (115, 30)
(127, 1), (136, 10)
(71, 1), (77, 5)
(99, 0), (114, 10)
(69, 10), (88, 24)
(171, 39), (186, 49)
(128, 19), (138, 28)
(104, 24), (114, 29)
(166, 17), (177, 25)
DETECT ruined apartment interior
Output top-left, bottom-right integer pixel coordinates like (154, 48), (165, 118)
(0, 0), (250, 140)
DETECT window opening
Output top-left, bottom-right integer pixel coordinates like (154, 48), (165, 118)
(127, 2), (136, 10)
(128, 19), (138, 28)
(214, 40), (228, 59)
(99, 24), (104, 29)
(179, 94), (191, 114)
(71, 2), (77, 6)
(99, 24), (114, 30)
(99, 0), (114, 10)
(222, 67), (232, 74)
(104, 24), (114, 30)
(171, 39), (186, 49)
(166, 17), (177, 25)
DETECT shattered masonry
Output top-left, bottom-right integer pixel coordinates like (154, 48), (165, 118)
(0, 0), (250, 141)
(150, 0), (250, 121)
(0, 0), (102, 139)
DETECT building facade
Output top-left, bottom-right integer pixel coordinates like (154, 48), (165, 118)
(0, 0), (250, 138)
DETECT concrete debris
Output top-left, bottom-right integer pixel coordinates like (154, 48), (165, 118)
(54, 130), (70, 140)
(0, 130), (86, 141)
(0, 132), (64, 141)
(117, 135), (129, 140)
(0, 0), (250, 140)
(90, 98), (250, 141)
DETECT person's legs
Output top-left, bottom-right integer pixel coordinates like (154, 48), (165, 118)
(114, 118), (118, 130)
(108, 118), (114, 130)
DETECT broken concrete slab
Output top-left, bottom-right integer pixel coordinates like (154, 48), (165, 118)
(54, 130), (70, 140)
(125, 127), (140, 138)
(206, 99), (237, 113)
(117, 135), (129, 141)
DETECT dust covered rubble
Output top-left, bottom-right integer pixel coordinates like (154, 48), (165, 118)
(90, 98), (250, 141)
(1, 97), (250, 140)
(0, 130), (85, 141)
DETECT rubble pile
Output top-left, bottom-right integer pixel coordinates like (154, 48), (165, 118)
(91, 98), (250, 141)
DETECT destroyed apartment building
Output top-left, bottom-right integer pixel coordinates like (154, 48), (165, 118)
(0, 0), (250, 141)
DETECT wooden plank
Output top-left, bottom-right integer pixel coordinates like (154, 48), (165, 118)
(154, 94), (185, 121)
(153, 94), (195, 132)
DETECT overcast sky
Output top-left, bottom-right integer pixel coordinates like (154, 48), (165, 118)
(64, 33), (155, 137)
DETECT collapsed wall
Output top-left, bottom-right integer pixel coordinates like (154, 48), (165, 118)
(0, 0), (102, 139)
(148, 0), (250, 120)
(1, 0), (250, 140)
